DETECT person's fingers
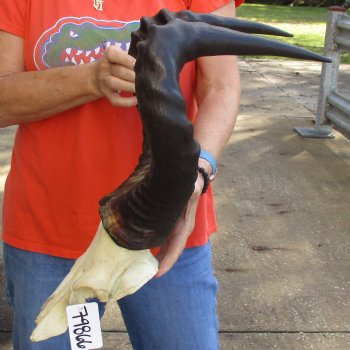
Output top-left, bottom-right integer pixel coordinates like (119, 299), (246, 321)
(105, 92), (137, 107)
(89, 45), (137, 107)
(110, 64), (136, 83)
(155, 233), (188, 278)
(105, 45), (136, 70)
(105, 75), (136, 93)
(155, 175), (205, 278)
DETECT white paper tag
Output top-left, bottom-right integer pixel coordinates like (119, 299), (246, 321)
(66, 302), (103, 350)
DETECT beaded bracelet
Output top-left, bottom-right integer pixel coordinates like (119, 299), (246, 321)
(198, 167), (210, 195)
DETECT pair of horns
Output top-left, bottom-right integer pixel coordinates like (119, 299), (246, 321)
(100, 10), (330, 251)
(130, 8), (331, 64)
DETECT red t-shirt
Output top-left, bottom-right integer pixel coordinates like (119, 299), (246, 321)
(0, 0), (243, 259)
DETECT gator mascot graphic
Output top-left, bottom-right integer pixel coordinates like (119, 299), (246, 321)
(34, 17), (139, 70)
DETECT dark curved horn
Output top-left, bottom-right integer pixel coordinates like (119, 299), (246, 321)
(175, 9), (294, 37)
(100, 11), (331, 250)
(178, 20), (331, 64)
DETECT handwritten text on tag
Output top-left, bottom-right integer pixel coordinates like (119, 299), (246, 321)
(66, 302), (103, 349)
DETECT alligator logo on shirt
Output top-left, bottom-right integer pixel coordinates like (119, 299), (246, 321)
(34, 17), (139, 70)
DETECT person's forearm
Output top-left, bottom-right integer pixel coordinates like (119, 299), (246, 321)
(194, 83), (240, 159)
(194, 56), (241, 173)
(0, 63), (99, 127)
(192, 0), (240, 174)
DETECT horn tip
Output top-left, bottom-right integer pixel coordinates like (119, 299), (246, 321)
(277, 30), (293, 38)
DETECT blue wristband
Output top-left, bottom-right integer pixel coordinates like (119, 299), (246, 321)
(199, 149), (217, 178)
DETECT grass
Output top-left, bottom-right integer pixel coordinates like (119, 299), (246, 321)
(236, 4), (350, 64)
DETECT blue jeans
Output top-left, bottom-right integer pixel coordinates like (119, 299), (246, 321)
(3, 242), (219, 350)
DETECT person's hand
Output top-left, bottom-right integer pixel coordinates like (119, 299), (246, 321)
(155, 172), (205, 278)
(90, 45), (137, 107)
